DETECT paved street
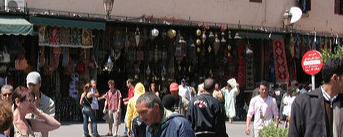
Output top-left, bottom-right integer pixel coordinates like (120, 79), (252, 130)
(50, 121), (254, 137)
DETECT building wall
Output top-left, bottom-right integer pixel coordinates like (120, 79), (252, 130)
(24, 0), (343, 34)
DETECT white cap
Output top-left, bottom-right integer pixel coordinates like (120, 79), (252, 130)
(26, 71), (41, 85)
(227, 78), (237, 88)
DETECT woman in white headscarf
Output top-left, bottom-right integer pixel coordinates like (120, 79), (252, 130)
(222, 78), (240, 123)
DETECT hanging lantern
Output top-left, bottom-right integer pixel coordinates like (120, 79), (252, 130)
(208, 45), (212, 53)
(167, 29), (176, 39)
(146, 65), (151, 75)
(228, 31), (232, 39)
(188, 38), (195, 47)
(150, 28), (159, 38)
(161, 66), (167, 76)
(196, 39), (201, 46)
(135, 27), (141, 46)
(196, 29), (201, 36)
(197, 47), (201, 53)
(214, 33), (220, 54)
(105, 56), (113, 72)
(227, 45), (232, 51)
(246, 47), (253, 55)
(221, 31), (226, 43)
(201, 31), (207, 43)
(179, 35), (186, 45)
(234, 32), (242, 39)
(208, 31), (215, 42)
(209, 31), (214, 38)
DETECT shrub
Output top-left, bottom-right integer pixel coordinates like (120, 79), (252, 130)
(259, 121), (288, 137)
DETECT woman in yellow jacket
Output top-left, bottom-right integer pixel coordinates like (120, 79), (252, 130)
(126, 82), (145, 136)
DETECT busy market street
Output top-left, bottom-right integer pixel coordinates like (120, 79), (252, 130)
(1, 0), (343, 137)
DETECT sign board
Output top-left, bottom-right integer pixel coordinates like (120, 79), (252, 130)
(301, 50), (323, 75)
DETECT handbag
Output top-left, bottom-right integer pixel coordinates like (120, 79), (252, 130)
(0, 47), (10, 63)
(14, 56), (28, 70)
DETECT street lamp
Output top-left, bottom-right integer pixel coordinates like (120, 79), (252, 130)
(103, 0), (114, 19)
(104, 56), (113, 73)
(282, 9), (291, 28)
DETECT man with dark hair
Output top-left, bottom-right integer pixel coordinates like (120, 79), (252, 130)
(186, 78), (228, 137)
(179, 78), (192, 101)
(122, 78), (134, 136)
(136, 92), (195, 137)
(289, 57), (343, 137)
(123, 79), (135, 106)
(246, 80), (279, 137)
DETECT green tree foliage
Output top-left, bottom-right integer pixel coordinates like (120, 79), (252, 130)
(322, 46), (343, 62)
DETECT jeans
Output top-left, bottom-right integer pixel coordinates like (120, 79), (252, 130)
(123, 115), (134, 136)
(82, 106), (99, 136)
(123, 115), (128, 135)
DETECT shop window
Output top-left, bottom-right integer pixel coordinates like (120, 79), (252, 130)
(250, 0), (262, 3)
(298, 0), (311, 13)
(334, 0), (343, 15)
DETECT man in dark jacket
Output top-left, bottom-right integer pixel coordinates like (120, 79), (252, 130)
(186, 78), (228, 137)
(289, 57), (343, 137)
(136, 92), (195, 137)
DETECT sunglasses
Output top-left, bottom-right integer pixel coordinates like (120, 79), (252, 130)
(2, 93), (12, 96)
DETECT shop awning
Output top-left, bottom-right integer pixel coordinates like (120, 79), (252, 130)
(30, 16), (106, 30)
(0, 16), (33, 36)
(239, 32), (284, 40)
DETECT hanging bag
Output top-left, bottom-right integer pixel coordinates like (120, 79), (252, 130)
(0, 46), (10, 63)
(15, 54), (28, 70)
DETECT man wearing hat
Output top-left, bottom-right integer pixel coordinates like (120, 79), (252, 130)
(26, 71), (55, 137)
(178, 78), (192, 101)
(163, 82), (189, 116)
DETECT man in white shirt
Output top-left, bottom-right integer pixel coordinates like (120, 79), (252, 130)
(178, 78), (192, 101)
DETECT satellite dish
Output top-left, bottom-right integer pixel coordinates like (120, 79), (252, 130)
(289, 7), (302, 24)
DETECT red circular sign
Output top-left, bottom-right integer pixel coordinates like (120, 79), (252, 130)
(301, 50), (323, 75)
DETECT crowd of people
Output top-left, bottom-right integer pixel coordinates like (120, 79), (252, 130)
(1, 57), (343, 137)
(77, 77), (234, 137)
(0, 71), (61, 137)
